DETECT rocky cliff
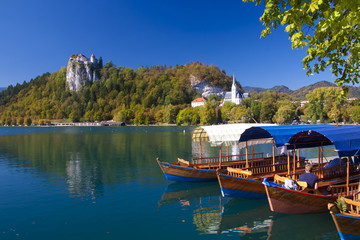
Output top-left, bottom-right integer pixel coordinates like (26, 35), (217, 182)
(190, 74), (224, 98)
(66, 54), (100, 92)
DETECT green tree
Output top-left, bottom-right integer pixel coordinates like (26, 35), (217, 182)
(199, 102), (217, 125)
(232, 105), (251, 123)
(221, 101), (236, 122)
(163, 105), (178, 124)
(25, 117), (32, 126)
(260, 100), (276, 123)
(305, 87), (347, 123)
(17, 117), (24, 126)
(274, 103), (296, 124)
(6, 118), (12, 126)
(348, 106), (360, 123)
(98, 56), (103, 69)
(306, 88), (327, 122)
(177, 107), (200, 125)
(244, 0), (360, 87)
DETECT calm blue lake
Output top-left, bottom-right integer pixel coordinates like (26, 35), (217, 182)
(0, 126), (339, 239)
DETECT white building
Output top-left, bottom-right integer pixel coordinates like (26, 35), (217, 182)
(191, 97), (206, 107)
(223, 75), (244, 105)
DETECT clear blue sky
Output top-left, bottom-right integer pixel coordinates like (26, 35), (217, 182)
(0, 0), (336, 90)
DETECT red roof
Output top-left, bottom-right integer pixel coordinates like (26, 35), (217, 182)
(192, 97), (206, 103)
(91, 54), (95, 57)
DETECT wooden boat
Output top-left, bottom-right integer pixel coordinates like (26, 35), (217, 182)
(216, 124), (334, 198)
(217, 157), (307, 199)
(217, 156), (355, 200)
(330, 195), (360, 240)
(157, 124), (275, 182)
(157, 154), (286, 182)
(263, 126), (360, 214)
(263, 176), (359, 214)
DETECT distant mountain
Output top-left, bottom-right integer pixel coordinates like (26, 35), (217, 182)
(346, 86), (360, 98)
(243, 81), (360, 100)
(242, 86), (267, 93)
(292, 81), (336, 99)
(0, 87), (6, 92)
(270, 85), (293, 95)
(243, 85), (296, 95)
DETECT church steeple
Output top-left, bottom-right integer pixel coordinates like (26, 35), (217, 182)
(231, 75), (236, 102)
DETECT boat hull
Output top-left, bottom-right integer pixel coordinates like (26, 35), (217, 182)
(331, 212), (360, 240)
(264, 184), (337, 214)
(217, 173), (266, 199)
(157, 161), (217, 182)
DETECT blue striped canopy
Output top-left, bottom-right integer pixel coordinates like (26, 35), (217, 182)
(287, 125), (360, 157)
(239, 124), (334, 148)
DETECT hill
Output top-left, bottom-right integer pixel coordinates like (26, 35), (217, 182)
(242, 86), (267, 93)
(292, 81), (337, 99)
(270, 85), (293, 95)
(0, 87), (6, 92)
(244, 81), (360, 100)
(0, 62), (233, 124)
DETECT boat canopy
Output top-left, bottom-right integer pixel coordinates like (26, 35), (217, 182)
(238, 124), (333, 149)
(287, 125), (360, 157)
(192, 123), (275, 146)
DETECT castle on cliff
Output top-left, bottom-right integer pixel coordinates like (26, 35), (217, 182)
(74, 53), (97, 65)
(66, 53), (100, 92)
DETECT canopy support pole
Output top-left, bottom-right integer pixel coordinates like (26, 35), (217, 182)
(297, 149), (300, 168)
(318, 146), (320, 169)
(219, 144), (223, 169)
(252, 144), (255, 161)
(287, 151), (290, 176)
(272, 141), (276, 172)
(347, 156), (350, 196)
(321, 143), (324, 173)
(227, 146), (229, 162)
(293, 149), (296, 179)
(199, 141), (202, 164)
(246, 141), (249, 169)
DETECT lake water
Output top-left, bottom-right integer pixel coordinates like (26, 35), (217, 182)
(0, 126), (339, 240)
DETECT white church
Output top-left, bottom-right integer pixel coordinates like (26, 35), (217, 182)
(222, 75), (246, 105)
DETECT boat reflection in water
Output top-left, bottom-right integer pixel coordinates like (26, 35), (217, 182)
(158, 182), (221, 207)
(159, 183), (339, 239)
(217, 198), (274, 238)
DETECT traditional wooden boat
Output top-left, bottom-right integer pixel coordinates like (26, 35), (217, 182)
(330, 194), (360, 240)
(216, 124), (333, 198)
(264, 175), (359, 214)
(157, 154), (288, 182)
(263, 126), (360, 214)
(157, 124), (276, 182)
(217, 158), (307, 199)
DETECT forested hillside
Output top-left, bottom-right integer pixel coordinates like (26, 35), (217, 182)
(0, 62), (233, 125)
(3, 60), (360, 126)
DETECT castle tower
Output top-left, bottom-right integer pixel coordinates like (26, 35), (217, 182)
(90, 54), (95, 63)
